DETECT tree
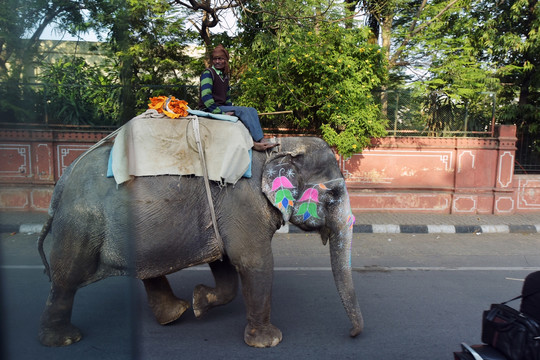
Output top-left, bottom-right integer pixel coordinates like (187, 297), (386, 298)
(408, 2), (499, 134)
(236, 14), (387, 156)
(479, 0), (540, 128)
(0, 0), (88, 122)
(345, 0), (464, 73)
(171, 0), (240, 49)
(47, 0), (198, 124)
(39, 56), (120, 125)
(342, 1), (504, 135)
(0, 0), (88, 81)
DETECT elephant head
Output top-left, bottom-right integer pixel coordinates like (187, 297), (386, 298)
(262, 137), (363, 337)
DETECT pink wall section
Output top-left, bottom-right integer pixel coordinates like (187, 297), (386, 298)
(1, 125), (539, 214)
(0, 129), (109, 212)
(337, 125), (540, 214)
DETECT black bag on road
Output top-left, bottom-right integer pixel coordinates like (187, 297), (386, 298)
(482, 300), (540, 360)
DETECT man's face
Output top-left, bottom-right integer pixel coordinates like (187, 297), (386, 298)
(212, 56), (227, 70)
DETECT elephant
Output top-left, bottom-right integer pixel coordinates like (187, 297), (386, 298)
(37, 136), (363, 348)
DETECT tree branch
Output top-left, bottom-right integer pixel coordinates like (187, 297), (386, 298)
(390, 0), (460, 66)
(172, 0), (241, 44)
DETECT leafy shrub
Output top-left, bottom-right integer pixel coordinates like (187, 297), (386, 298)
(38, 56), (120, 125)
(236, 23), (388, 157)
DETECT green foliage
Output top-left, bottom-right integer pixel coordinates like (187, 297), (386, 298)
(478, 0), (540, 132)
(0, 0), (90, 123)
(387, 1), (500, 135)
(0, 0), (87, 80)
(3, 0), (539, 162)
(107, 1), (200, 118)
(25, 0), (201, 126)
(39, 56), (121, 125)
(236, 23), (387, 157)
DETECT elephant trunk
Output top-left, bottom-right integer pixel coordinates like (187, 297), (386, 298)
(329, 228), (363, 337)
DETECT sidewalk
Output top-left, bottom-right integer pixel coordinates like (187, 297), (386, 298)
(0, 212), (48, 234)
(1, 211), (539, 234)
(345, 212), (540, 234)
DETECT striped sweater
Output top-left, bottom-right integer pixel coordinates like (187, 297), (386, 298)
(198, 67), (232, 114)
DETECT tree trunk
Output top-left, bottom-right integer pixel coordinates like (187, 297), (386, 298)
(380, 13), (393, 118)
(115, 10), (136, 124)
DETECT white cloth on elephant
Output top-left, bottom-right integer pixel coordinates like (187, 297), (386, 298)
(110, 109), (254, 185)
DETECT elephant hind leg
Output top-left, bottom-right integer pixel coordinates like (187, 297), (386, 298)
(39, 245), (98, 347)
(193, 256), (239, 318)
(143, 276), (190, 325)
(39, 286), (82, 347)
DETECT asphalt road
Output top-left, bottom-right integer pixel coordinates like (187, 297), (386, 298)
(2, 230), (540, 359)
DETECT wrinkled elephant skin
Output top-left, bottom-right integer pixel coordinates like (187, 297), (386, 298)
(38, 136), (363, 348)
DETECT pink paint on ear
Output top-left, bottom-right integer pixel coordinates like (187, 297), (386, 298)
(298, 188), (319, 202)
(271, 176), (294, 191)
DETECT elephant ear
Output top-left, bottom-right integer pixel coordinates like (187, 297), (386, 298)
(290, 181), (329, 229)
(262, 153), (300, 222)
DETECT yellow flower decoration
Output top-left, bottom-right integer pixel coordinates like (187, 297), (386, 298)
(148, 96), (188, 118)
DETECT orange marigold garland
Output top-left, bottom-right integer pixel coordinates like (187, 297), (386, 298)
(148, 96), (189, 118)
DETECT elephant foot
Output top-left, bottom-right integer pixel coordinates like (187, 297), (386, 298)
(150, 298), (190, 325)
(143, 276), (190, 325)
(244, 323), (283, 348)
(39, 323), (82, 347)
(193, 283), (237, 318)
(192, 284), (216, 318)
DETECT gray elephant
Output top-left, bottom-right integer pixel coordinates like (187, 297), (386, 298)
(37, 136), (363, 348)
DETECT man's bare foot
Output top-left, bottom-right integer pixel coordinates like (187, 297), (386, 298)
(253, 141), (279, 151)
(253, 142), (278, 151)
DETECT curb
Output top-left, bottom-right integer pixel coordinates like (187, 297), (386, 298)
(0, 224), (44, 234)
(3, 223), (540, 235)
(288, 223), (540, 234)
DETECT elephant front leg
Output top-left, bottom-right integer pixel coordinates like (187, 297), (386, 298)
(39, 286), (82, 347)
(193, 256), (239, 318)
(239, 266), (282, 348)
(143, 276), (190, 325)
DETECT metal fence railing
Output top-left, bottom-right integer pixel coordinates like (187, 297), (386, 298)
(515, 128), (540, 174)
(374, 90), (496, 137)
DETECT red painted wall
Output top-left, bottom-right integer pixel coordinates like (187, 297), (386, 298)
(1, 125), (539, 214)
(0, 129), (110, 212)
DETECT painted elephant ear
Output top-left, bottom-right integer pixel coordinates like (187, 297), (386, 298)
(262, 154), (300, 222)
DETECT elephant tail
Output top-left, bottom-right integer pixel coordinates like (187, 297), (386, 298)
(37, 153), (77, 282)
(37, 214), (53, 281)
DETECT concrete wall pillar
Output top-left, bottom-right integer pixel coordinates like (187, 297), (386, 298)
(492, 125), (517, 214)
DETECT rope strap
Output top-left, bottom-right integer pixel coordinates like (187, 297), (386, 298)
(192, 116), (224, 255)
